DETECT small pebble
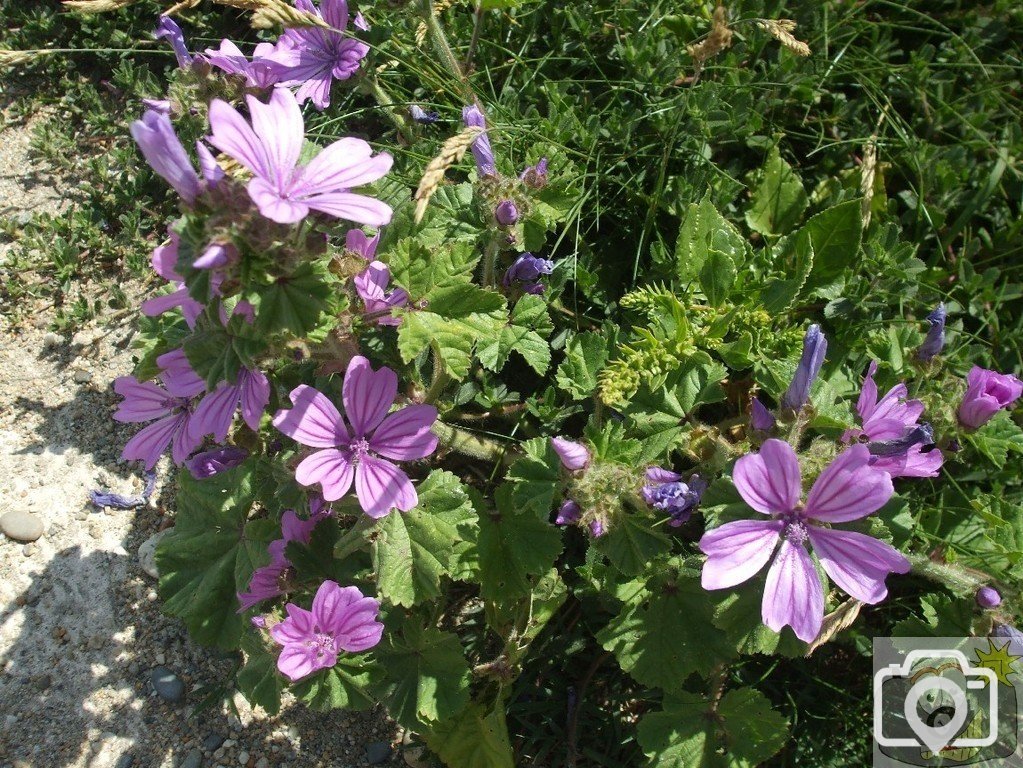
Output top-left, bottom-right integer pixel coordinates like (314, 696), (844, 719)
(1, 511), (44, 542)
(366, 742), (391, 765)
(255, 758), (269, 768)
(73, 369), (93, 384)
(203, 734), (225, 752)
(150, 666), (184, 703)
(179, 750), (203, 768)
(138, 530), (169, 579)
(115, 756), (134, 768)
(42, 331), (61, 348)
(237, 752), (249, 765)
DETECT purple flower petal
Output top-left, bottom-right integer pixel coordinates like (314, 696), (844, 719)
(804, 444), (893, 523)
(555, 500), (581, 525)
(208, 98), (273, 180)
(699, 518), (783, 590)
(240, 369), (270, 431)
(870, 445), (943, 478)
(271, 603), (316, 645)
(346, 228), (379, 260)
(369, 405), (438, 461)
(354, 455), (417, 518)
(273, 385), (349, 447)
(301, 191), (393, 226)
(122, 414), (185, 470)
(113, 377), (174, 422)
(761, 538), (824, 643)
(732, 439), (801, 515)
(806, 526), (910, 604)
(190, 383), (240, 443)
(550, 437), (590, 472)
(343, 356), (398, 437)
(295, 449), (355, 501)
(129, 109), (201, 203)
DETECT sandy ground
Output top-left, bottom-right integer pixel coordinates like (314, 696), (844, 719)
(0, 116), (404, 768)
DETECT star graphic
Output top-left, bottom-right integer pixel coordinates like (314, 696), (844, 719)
(974, 639), (1021, 686)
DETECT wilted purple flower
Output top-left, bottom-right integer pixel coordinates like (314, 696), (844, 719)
(192, 242), (237, 271)
(270, 580), (383, 681)
(237, 508), (323, 611)
(700, 440), (908, 642)
(588, 519), (606, 538)
(780, 324), (827, 411)
(142, 98), (172, 114)
(495, 200), (519, 226)
(345, 228), (379, 260)
(154, 16), (193, 69)
(185, 446), (250, 479)
(555, 500), (581, 525)
(977, 586), (1002, 609)
(141, 233), (204, 328)
(551, 437), (590, 472)
(520, 158), (548, 188)
(190, 368), (271, 443)
(273, 356), (438, 517)
(205, 40), (281, 89)
(408, 105), (439, 124)
(208, 87), (393, 225)
(89, 470), (157, 510)
(354, 262), (409, 326)
(845, 361), (943, 478)
(958, 366), (1023, 429)
(130, 110), (222, 204)
(641, 468), (706, 527)
(503, 253), (554, 294)
(916, 303), (947, 362)
(267, 0), (369, 110)
(750, 397), (775, 432)
(461, 104), (496, 177)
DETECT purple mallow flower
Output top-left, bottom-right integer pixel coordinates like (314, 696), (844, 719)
(141, 233), (204, 327)
(154, 16), (193, 69)
(916, 303), (947, 362)
(958, 366), (1023, 429)
(977, 586), (1002, 609)
(750, 397), (775, 432)
(273, 356), (438, 517)
(700, 439), (909, 642)
(555, 500), (581, 525)
(354, 262), (409, 326)
(345, 228), (379, 260)
(208, 87), (393, 225)
(408, 105), (439, 124)
(190, 368), (271, 442)
(780, 324), (827, 411)
(461, 105), (496, 177)
(504, 253), (554, 294)
(205, 40), (281, 89)
(270, 580), (383, 681)
(267, 0), (369, 110)
(845, 361), (943, 478)
(520, 158), (548, 188)
(551, 437), (590, 472)
(238, 507), (324, 611)
(495, 200), (518, 226)
(185, 446), (250, 479)
(130, 109), (223, 204)
(641, 468), (706, 527)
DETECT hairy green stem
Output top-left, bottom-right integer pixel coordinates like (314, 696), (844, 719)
(423, 344), (451, 404)
(418, 0), (472, 98)
(360, 74), (413, 144)
(433, 421), (516, 464)
(908, 553), (990, 595)
(481, 238), (501, 288)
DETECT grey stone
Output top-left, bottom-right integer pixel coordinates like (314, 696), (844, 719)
(138, 529), (169, 579)
(1, 511), (44, 542)
(73, 369), (93, 384)
(115, 756), (134, 768)
(202, 734), (225, 752)
(237, 752), (249, 766)
(179, 750), (203, 768)
(366, 742), (391, 765)
(42, 332), (62, 348)
(150, 666), (184, 702)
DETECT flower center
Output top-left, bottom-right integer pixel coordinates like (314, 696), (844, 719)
(349, 437), (371, 463)
(780, 511), (809, 543)
(311, 632), (336, 659)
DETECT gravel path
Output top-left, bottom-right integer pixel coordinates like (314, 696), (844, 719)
(0, 117), (404, 768)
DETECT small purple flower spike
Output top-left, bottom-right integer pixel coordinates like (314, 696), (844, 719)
(916, 303), (947, 362)
(700, 439), (907, 643)
(780, 324), (827, 411)
(273, 356), (438, 517)
(185, 446), (250, 479)
(750, 397), (775, 432)
(550, 437), (590, 472)
(495, 200), (519, 226)
(266, 0), (370, 110)
(977, 586), (1002, 609)
(503, 253), (554, 294)
(154, 16), (192, 69)
(208, 88), (393, 226)
(270, 580), (384, 682)
(641, 468), (706, 527)
(461, 104), (497, 177)
(958, 366), (1023, 429)
(555, 500), (582, 525)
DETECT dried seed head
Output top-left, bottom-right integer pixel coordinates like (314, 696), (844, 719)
(686, 5), (733, 73)
(756, 19), (812, 57)
(0, 49), (58, 66)
(413, 126), (483, 224)
(62, 0), (137, 11)
(860, 136), (879, 227)
(212, 0), (330, 29)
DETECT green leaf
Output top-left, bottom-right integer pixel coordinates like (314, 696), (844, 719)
(376, 622), (471, 728)
(745, 145), (808, 236)
(637, 688), (789, 767)
(398, 306), (508, 379)
(246, 261), (335, 337)
(556, 331), (609, 399)
(893, 594), (976, 638)
(292, 656), (381, 712)
(712, 586), (805, 657)
(676, 196), (748, 283)
(425, 703), (515, 768)
(371, 471), (478, 607)
(597, 560), (729, 690)
(477, 484), (563, 602)
(477, 294), (553, 374)
(389, 239), (479, 299)
(156, 461), (276, 649)
(699, 249), (737, 307)
(237, 634), (284, 716)
(965, 411), (1023, 469)
(183, 312), (266, 389)
(797, 200), (863, 287)
(759, 238), (814, 315)
(507, 437), (563, 519)
(592, 513), (672, 576)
